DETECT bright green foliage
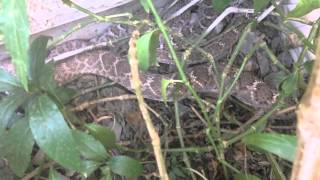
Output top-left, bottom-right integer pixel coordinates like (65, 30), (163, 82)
(0, 0), (30, 91)
(28, 95), (83, 172)
(72, 129), (108, 161)
(108, 156), (143, 178)
(0, 35), (113, 177)
(289, 0), (320, 17)
(28, 36), (52, 88)
(136, 30), (160, 71)
(85, 123), (117, 150)
(161, 79), (172, 103)
(0, 119), (34, 177)
(242, 133), (297, 162)
(139, 0), (150, 13)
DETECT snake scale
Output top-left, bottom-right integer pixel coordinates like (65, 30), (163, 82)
(0, 0), (279, 110)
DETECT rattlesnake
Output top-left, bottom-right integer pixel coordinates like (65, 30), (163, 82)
(0, 0), (279, 110)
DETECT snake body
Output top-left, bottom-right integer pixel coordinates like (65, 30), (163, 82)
(0, 0), (279, 110)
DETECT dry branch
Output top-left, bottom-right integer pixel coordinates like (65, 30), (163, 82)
(292, 38), (320, 180)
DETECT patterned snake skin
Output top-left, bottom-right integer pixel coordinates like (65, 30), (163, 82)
(0, 0), (279, 110)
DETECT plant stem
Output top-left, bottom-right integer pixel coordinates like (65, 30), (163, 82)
(128, 30), (169, 179)
(174, 100), (197, 180)
(145, 0), (214, 131)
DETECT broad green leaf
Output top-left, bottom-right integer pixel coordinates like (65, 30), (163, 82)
(234, 173), (260, 180)
(29, 36), (53, 88)
(280, 72), (299, 96)
(212, 0), (232, 12)
(108, 156), (143, 178)
(0, 68), (21, 91)
(72, 130), (108, 161)
(136, 30), (160, 71)
(0, 90), (28, 129)
(0, 0), (30, 91)
(0, 119), (34, 177)
(85, 123), (116, 150)
(28, 95), (83, 171)
(48, 168), (62, 180)
(289, 0), (320, 17)
(253, 0), (271, 13)
(242, 133), (297, 162)
(139, 0), (150, 13)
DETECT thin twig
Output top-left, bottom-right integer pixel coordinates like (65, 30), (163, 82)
(128, 30), (169, 180)
(21, 162), (55, 180)
(275, 105), (296, 116)
(69, 94), (137, 111)
(174, 100), (197, 180)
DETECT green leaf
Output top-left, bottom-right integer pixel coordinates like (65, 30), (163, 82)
(0, 0), (30, 91)
(108, 156), (143, 178)
(136, 30), (160, 71)
(280, 72), (299, 96)
(0, 119), (34, 177)
(161, 79), (172, 103)
(139, 0), (150, 13)
(85, 123), (116, 150)
(0, 90), (28, 129)
(242, 133), (297, 162)
(29, 36), (52, 87)
(212, 0), (232, 12)
(72, 130), (108, 161)
(253, 0), (271, 13)
(48, 168), (62, 180)
(0, 68), (21, 92)
(161, 79), (182, 103)
(288, 0), (320, 17)
(28, 95), (83, 171)
(234, 173), (260, 180)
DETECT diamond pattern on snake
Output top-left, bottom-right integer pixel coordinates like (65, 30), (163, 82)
(0, 0), (279, 111)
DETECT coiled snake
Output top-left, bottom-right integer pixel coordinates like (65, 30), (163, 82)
(0, 0), (279, 110)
